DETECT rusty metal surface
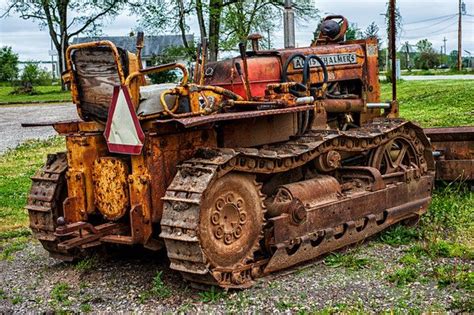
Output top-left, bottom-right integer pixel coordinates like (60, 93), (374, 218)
(160, 119), (435, 288)
(156, 105), (314, 128)
(26, 152), (80, 261)
(92, 157), (130, 221)
(424, 126), (474, 181)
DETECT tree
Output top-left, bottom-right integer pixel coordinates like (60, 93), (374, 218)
(345, 23), (362, 41)
(2, 0), (127, 89)
(0, 46), (19, 83)
(364, 22), (380, 43)
(12, 63), (52, 94)
(416, 39), (434, 54)
(135, 0), (318, 62)
(413, 39), (439, 69)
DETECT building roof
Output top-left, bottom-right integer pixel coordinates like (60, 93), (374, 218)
(72, 35), (194, 57)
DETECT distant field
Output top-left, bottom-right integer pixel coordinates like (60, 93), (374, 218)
(0, 86), (71, 104)
(381, 80), (474, 127)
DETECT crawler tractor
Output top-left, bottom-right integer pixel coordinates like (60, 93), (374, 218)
(26, 15), (471, 289)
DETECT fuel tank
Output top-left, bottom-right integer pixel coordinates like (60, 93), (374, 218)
(204, 42), (369, 99)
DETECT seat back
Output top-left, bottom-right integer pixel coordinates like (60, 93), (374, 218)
(70, 45), (130, 122)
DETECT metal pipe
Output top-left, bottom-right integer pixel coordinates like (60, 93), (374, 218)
(284, 0), (296, 48)
(323, 99), (365, 113)
(367, 103), (391, 109)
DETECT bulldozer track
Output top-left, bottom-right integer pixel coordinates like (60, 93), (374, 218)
(25, 152), (78, 261)
(160, 118), (434, 288)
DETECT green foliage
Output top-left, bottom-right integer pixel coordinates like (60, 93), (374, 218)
(399, 253), (420, 266)
(0, 46), (19, 83)
(50, 282), (70, 304)
(450, 295), (474, 312)
(431, 265), (473, 290)
(387, 266), (419, 286)
(414, 52), (440, 70)
(0, 237), (28, 260)
(80, 303), (92, 313)
(147, 46), (192, 84)
(0, 228), (31, 240)
(12, 63), (53, 95)
(345, 23), (362, 41)
(407, 241), (473, 260)
(379, 225), (420, 246)
(74, 256), (98, 272)
(324, 252), (370, 270)
(420, 183), (473, 242)
(151, 271), (171, 299)
(198, 286), (226, 303)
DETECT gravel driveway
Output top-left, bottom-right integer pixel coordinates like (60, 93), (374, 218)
(0, 239), (471, 313)
(0, 103), (78, 154)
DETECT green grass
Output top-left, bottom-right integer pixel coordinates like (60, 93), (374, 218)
(0, 137), (65, 235)
(0, 86), (71, 103)
(324, 252), (370, 270)
(381, 80), (474, 127)
(402, 69), (474, 76)
(198, 286), (226, 303)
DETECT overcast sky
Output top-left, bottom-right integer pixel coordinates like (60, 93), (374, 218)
(0, 0), (473, 62)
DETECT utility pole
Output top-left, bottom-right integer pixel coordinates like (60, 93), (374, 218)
(443, 37), (447, 56)
(284, 0), (296, 48)
(390, 0), (397, 102)
(458, 0), (463, 70)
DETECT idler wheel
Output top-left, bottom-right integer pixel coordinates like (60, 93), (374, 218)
(199, 173), (265, 268)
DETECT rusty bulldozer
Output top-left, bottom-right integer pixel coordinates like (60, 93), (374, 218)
(25, 15), (472, 289)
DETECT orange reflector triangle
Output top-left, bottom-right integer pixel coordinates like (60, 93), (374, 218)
(104, 85), (145, 155)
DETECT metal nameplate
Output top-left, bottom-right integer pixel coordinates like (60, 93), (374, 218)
(293, 53), (358, 69)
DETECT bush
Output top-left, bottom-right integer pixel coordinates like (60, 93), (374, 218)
(11, 63), (53, 95)
(0, 46), (19, 83)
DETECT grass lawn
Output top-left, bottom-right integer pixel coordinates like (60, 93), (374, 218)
(0, 86), (71, 104)
(0, 137), (65, 239)
(381, 80), (474, 127)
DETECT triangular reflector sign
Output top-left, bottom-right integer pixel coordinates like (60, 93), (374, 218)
(104, 85), (145, 155)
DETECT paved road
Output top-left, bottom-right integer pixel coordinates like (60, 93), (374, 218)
(0, 103), (78, 154)
(401, 75), (474, 81)
(380, 75), (474, 81)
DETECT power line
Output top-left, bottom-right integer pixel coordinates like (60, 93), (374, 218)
(404, 15), (457, 32)
(401, 20), (459, 39)
(404, 14), (458, 25)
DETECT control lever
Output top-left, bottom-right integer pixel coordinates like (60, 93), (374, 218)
(238, 42), (252, 100)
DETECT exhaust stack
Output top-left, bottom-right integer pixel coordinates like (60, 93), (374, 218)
(284, 0), (296, 48)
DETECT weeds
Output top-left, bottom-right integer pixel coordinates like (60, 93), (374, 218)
(387, 266), (419, 286)
(379, 225), (420, 246)
(420, 183), (473, 244)
(0, 237), (28, 260)
(151, 271), (171, 299)
(74, 256), (98, 272)
(50, 282), (71, 305)
(324, 252), (370, 270)
(431, 264), (473, 290)
(198, 286), (226, 303)
(79, 303), (92, 313)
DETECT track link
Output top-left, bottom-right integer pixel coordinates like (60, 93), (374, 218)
(160, 118), (435, 288)
(26, 152), (78, 261)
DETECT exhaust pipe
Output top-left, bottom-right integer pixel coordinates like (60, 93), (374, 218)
(284, 0), (296, 48)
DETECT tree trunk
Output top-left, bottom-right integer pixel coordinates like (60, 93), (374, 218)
(208, 0), (223, 62)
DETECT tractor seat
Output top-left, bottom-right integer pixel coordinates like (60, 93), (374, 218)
(137, 83), (184, 117)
